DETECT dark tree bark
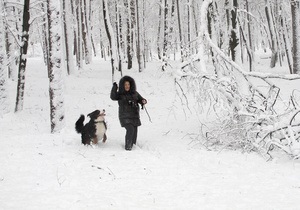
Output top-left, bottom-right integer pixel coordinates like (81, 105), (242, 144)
(15, 0), (30, 112)
(229, 0), (239, 62)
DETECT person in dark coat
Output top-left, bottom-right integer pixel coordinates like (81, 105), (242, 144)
(110, 76), (147, 150)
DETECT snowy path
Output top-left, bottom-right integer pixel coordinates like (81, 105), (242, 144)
(1, 58), (300, 210)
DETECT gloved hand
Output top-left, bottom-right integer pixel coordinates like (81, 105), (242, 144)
(142, 99), (147, 105)
(113, 82), (118, 88)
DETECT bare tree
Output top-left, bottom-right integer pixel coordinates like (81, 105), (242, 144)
(15, 0), (30, 112)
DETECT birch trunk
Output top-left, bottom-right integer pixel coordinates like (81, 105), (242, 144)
(46, 0), (65, 133)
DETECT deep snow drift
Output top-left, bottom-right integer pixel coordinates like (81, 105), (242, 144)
(1, 58), (300, 210)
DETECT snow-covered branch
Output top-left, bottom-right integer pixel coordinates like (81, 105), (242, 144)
(175, 0), (300, 160)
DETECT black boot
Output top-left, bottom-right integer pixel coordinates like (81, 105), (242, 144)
(125, 139), (132, 151)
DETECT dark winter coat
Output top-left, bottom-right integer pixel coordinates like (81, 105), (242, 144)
(110, 76), (146, 127)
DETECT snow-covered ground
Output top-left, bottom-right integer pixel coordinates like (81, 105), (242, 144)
(1, 57), (300, 210)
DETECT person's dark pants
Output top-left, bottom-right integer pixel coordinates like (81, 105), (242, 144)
(124, 124), (138, 150)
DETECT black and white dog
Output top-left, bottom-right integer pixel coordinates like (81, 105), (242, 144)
(75, 109), (107, 145)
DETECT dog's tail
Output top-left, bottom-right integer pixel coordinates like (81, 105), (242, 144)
(75, 115), (85, 133)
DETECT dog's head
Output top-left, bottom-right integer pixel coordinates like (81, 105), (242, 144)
(87, 109), (106, 122)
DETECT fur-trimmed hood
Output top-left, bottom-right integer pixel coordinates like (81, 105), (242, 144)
(118, 76), (137, 94)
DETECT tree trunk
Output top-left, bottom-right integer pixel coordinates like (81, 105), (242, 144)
(99, 28), (106, 60)
(246, 0), (253, 71)
(157, 0), (163, 60)
(169, 0), (176, 59)
(62, 0), (72, 75)
(142, 0), (147, 66)
(103, 0), (119, 82)
(176, 0), (183, 61)
(229, 0), (239, 62)
(115, 1), (123, 73)
(136, 0), (144, 72)
(265, 0), (277, 68)
(76, 0), (83, 68)
(192, 0), (199, 54)
(46, 0), (65, 133)
(0, 5), (9, 116)
(291, 0), (300, 74)
(89, 0), (97, 57)
(15, 0), (30, 112)
(129, 0), (135, 68)
(124, 0), (133, 69)
(4, 3), (17, 81)
(207, 2), (218, 76)
(281, 16), (293, 74)
(162, 0), (168, 71)
(83, 0), (92, 64)
(187, 0), (191, 54)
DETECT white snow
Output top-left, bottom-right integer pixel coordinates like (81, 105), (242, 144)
(1, 58), (300, 209)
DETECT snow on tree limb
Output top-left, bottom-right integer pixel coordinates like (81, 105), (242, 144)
(175, 0), (300, 160)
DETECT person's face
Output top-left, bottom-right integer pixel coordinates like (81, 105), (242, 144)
(124, 81), (130, 92)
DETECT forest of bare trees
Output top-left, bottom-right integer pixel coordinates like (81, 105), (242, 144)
(1, 0), (300, 157)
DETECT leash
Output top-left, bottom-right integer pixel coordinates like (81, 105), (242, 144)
(142, 105), (152, 123)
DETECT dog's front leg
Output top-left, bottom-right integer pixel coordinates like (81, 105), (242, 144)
(102, 133), (107, 143)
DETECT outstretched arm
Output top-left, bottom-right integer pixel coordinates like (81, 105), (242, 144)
(137, 92), (147, 105)
(110, 82), (119, 101)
